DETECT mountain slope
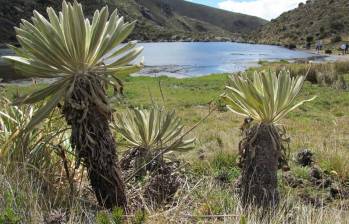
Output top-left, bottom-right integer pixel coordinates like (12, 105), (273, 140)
(0, 0), (267, 46)
(255, 0), (349, 47)
(139, 0), (266, 34)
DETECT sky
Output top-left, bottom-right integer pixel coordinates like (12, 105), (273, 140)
(186, 0), (306, 21)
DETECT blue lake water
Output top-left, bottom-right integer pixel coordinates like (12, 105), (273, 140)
(1, 42), (326, 80)
(135, 42), (322, 77)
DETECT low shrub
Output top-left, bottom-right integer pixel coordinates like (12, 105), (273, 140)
(305, 42), (311, 49)
(306, 36), (314, 43)
(331, 35), (342, 43)
(288, 43), (297, 49)
(333, 61), (349, 75)
(268, 63), (348, 90)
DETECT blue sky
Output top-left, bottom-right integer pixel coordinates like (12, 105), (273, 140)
(186, 0), (305, 20)
(186, 0), (221, 8)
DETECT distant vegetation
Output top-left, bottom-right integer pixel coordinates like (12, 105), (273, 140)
(255, 0), (349, 48)
(255, 61), (349, 90)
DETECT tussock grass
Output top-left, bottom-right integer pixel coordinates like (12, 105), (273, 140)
(1, 63), (349, 223)
(144, 178), (349, 224)
(0, 163), (101, 223)
(254, 61), (349, 90)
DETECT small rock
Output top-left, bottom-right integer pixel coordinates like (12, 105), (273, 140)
(310, 166), (322, 179)
(329, 170), (338, 176)
(295, 149), (314, 167)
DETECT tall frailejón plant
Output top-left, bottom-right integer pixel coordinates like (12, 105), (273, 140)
(221, 70), (315, 208)
(2, 1), (143, 209)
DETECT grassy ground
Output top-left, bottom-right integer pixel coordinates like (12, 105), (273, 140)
(1, 63), (349, 223)
(121, 72), (349, 178)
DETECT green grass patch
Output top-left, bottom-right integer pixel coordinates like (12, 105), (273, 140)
(191, 151), (240, 183)
(122, 74), (229, 107)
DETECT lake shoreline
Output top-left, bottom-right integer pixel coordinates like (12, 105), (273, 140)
(0, 42), (339, 82)
(299, 48), (349, 62)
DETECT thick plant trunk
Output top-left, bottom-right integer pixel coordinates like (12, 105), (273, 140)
(240, 123), (280, 208)
(63, 76), (127, 210)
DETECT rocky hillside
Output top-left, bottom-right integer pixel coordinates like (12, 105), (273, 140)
(255, 0), (349, 47)
(0, 0), (267, 46)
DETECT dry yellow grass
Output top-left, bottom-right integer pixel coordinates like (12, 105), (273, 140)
(1, 68), (349, 223)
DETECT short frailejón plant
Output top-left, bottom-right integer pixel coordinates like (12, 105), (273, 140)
(221, 70), (315, 208)
(114, 107), (195, 179)
(2, 1), (143, 209)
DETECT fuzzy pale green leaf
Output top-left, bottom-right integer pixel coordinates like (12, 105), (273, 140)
(222, 69), (316, 124)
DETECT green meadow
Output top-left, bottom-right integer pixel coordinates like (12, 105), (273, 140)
(1, 61), (349, 223)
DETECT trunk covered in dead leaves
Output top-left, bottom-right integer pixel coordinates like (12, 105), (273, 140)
(240, 123), (280, 208)
(63, 76), (127, 209)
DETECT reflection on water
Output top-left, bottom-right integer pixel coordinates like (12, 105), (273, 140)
(133, 42), (321, 77)
(1, 42), (326, 80)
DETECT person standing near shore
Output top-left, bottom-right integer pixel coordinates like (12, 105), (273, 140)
(316, 40), (323, 54)
(345, 43), (349, 54)
(341, 44), (346, 55)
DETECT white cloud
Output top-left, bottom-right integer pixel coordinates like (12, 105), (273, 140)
(218, 0), (306, 20)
